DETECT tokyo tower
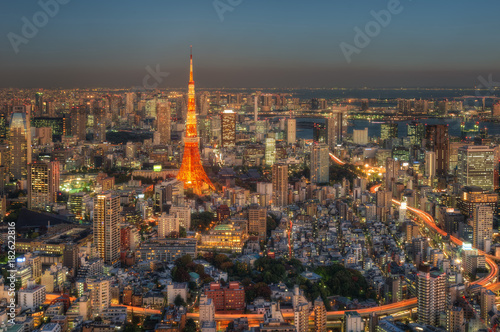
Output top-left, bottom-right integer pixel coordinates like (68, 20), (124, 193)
(177, 47), (215, 194)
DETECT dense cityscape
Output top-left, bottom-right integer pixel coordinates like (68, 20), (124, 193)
(2, 1), (500, 332)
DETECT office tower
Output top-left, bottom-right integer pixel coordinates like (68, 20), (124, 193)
(343, 311), (363, 332)
(446, 306), (465, 332)
(157, 101), (171, 144)
(407, 121), (425, 145)
(265, 137), (276, 166)
(425, 124), (449, 177)
(70, 106), (87, 141)
(417, 265), (446, 326)
(353, 128), (368, 145)
(473, 205), (493, 251)
(9, 110), (31, 179)
(314, 297), (327, 332)
(272, 162), (288, 207)
(177, 48), (215, 194)
(248, 204), (267, 240)
(443, 209), (465, 236)
(69, 192), (85, 220)
(93, 193), (120, 266)
(457, 145), (495, 191)
(481, 288), (495, 322)
(424, 151), (436, 179)
(380, 123), (398, 141)
(310, 143), (329, 184)
(158, 212), (179, 238)
(199, 295), (215, 325)
(294, 302), (309, 332)
(221, 110), (236, 148)
(326, 111), (344, 149)
(27, 161), (60, 210)
(93, 108), (106, 142)
(285, 118), (296, 145)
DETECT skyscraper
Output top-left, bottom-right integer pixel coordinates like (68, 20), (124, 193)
(93, 193), (120, 266)
(425, 124), (449, 177)
(473, 205), (493, 251)
(424, 151), (436, 179)
(157, 101), (171, 144)
(28, 161), (60, 210)
(248, 204), (267, 240)
(310, 143), (329, 184)
(9, 108), (31, 179)
(93, 108), (106, 143)
(285, 118), (296, 145)
(326, 111), (344, 149)
(272, 162), (288, 207)
(177, 47), (215, 194)
(221, 110), (236, 148)
(380, 123), (398, 141)
(407, 121), (425, 145)
(385, 158), (398, 192)
(417, 265), (446, 326)
(70, 106), (87, 141)
(265, 137), (276, 166)
(457, 145), (495, 191)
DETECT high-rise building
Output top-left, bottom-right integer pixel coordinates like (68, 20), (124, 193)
(481, 287), (496, 322)
(169, 206), (191, 230)
(265, 137), (276, 166)
(417, 265), (446, 326)
(272, 162), (288, 207)
(285, 118), (296, 145)
(9, 109), (31, 179)
(424, 151), (436, 179)
(425, 124), (449, 177)
(310, 143), (329, 184)
(157, 101), (171, 144)
(125, 92), (134, 115)
(28, 161), (60, 210)
(457, 186), (498, 218)
(93, 193), (120, 266)
(385, 158), (398, 191)
(314, 297), (327, 332)
(457, 145), (495, 191)
(446, 306), (465, 332)
(294, 302), (309, 332)
(248, 204), (267, 240)
(353, 128), (368, 145)
(70, 106), (87, 141)
(473, 205), (493, 251)
(92, 108), (106, 142)
(380, 123), (398, 141)
(176, 48), (215, 194)
(221, 110), (236, 148)
(86, 277), (110, 317)
(407, 121), (425, 145)
(326, 110), (345, 149)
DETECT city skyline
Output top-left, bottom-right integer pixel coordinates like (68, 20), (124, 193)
(2, 1), (500, 88)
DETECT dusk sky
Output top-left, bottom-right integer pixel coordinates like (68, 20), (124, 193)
(2, 0), (500, 89)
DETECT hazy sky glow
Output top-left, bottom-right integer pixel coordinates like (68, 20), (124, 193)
(2, 0), (500, 88)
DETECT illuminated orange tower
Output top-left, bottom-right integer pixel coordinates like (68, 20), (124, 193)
(177, 47), (215, 194)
